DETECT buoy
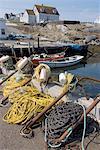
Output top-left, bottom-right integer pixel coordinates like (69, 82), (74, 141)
(0, 55), (9, 63)
(59, 73), (67, 85)
(17, 57), (28, 70)
(39, 67), (47, 81)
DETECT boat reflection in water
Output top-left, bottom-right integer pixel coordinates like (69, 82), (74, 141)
(52, 61), (86, 75)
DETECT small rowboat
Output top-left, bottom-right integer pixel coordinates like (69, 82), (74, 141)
(39, 55), (84, 68)
(31, 52), (65, 66)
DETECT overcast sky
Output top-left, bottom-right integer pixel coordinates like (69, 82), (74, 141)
(0, 0), (100, 22)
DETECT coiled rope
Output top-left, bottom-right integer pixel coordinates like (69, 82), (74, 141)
(62, 73), (78, 93)
(33, 64), (51, 83)
(3, 74), (30, 97)
(3, 85), (54, 124)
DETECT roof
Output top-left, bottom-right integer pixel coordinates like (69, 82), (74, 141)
(26, 9), (35, 15)
(34, 5), (59, 15)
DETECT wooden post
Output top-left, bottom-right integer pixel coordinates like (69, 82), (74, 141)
(38, 34), (40, 48)
(28, 42), (31, 55)
(11, 45), (17, 62)
(32, 42), (35, 53)
(20, 47), (23, 57)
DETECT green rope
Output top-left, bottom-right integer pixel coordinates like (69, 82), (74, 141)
(81, 104), (86, 150)
(75, 102), (86, 150)
(62, 127), (73, 143)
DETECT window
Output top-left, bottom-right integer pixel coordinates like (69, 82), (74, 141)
(1, 29), (5, 35)
(40, 8), (45, 13)
(53, 9), (57, 14)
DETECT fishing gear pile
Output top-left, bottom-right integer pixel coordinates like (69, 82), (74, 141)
(33, 64), (51, 83)
(16, 57), (34, 75)
(3, 75), (30, 97)
(2, 57), (15, 70)
(21, 61), (34, 75)
(62, 73), (78, 93)
(45, 102), (83, 143)
(3, 85), (54, 124)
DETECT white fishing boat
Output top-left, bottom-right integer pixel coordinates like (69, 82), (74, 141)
(31, 52), (65, 66)
(39, 55), (84, 68)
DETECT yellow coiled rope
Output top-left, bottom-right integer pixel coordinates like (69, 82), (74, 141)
(62, 73), (77, 93)
(3, 85), (54, 124)
(33, 64), (51, 83)
(3, 75), (30, 97)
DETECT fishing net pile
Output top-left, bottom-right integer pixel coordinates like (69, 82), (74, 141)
(45, 102), (83, 142)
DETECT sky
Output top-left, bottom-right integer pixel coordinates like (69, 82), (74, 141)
(0, 0), (100, 22)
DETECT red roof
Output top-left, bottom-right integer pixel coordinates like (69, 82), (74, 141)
(35, 4), (59, 15)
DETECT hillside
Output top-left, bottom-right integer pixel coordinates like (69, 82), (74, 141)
(14, 22), (100, 45)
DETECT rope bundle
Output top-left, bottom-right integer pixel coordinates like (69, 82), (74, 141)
(3, 75), (30, 97)
(45, 102), (83, 141)
(3, 85), (54, 124)
(62, 73), (78, 93)
(33, 64), (51, 83)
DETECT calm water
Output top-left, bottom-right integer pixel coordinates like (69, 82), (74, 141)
(52, 62), (100, 80)
(52, 62), (100, 97)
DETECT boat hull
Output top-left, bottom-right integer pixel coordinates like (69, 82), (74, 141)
(31, 53), (64, 66)
(39, 55), (84, 68)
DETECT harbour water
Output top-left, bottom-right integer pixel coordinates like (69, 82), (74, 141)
(52, 62), (100, 98)
(52, 62), (100, 80)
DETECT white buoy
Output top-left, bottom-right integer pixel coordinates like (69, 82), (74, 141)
(59, 73), (67, 85)
(17, 57), (28, 70)
(39, 67), (47, 81)
(0, 55), (10, 75)
(0, 55), (9, 63)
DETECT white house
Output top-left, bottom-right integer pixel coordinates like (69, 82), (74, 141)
(5, 13), (20, 22)
(20, 9), (36, 25)
(0, 18), (7, 39)
(34, 4), (59, 23)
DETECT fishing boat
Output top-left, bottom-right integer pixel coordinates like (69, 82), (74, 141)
(31, 52), (65, 66)
(39, 55), (84, 68)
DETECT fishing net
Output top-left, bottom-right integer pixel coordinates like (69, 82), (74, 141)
(45, 102), (83, 140)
